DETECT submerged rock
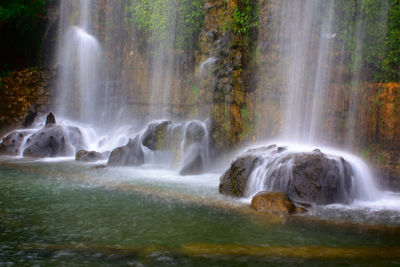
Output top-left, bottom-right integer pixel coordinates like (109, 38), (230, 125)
(219, 146), (354, 205)
(108, 136), (144, 166)
(0, 131), (27, 155)
(141, 121), (172, 151)
(76, 150), (104, 162)
(251, 191), (306, 215)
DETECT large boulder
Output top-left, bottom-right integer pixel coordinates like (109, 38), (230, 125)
(251, 191), (306, 215)
(219, 145), (354, 205)
(23, 125), (70, 157)
(107, 136), (144, 166)
(0, 131), (28, 155)
(141, 121), (172, 151)
(76, 150), (104, 162)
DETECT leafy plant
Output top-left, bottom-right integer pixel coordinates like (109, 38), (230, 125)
(333, 0), (400, 82)
(0, 0), (48, 35)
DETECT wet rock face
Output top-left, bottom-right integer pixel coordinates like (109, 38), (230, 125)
(76, 150), (104, 162)
(108, 136), (144, 166)
(141, 121), (172, 151)
(23, 125), (70, 157)
(0, 131), (27, 155)
(251, 191), (304, 215)
(287, 151), (353, 205)
(219, 154), (262, 197)
(219, 145), (354, 205)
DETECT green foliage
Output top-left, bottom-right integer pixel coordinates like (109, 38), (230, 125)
(334, 0), (400, 82)
(232, 0), (258, 36)
(125, 0), (205, 50)
(382, 1), (400, 81)
(0, 0), (47, 35)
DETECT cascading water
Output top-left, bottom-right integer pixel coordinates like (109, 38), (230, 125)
(249, 0), (391, 203)
(55, 0), (102, 123)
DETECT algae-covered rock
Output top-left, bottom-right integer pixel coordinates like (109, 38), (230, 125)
(251, 191), (305, 215)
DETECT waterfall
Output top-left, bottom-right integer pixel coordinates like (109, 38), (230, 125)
(257, 0), (389, 146)
(249, 0), (391, 201)
(55, 0), (102, 123)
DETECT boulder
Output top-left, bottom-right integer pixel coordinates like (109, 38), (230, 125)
(0, 131), (27, 155)
(251, 191), (306, 215)
(23, 125), (70, 157)
(179, 144), (205, 176)
(107, 136), (144, 166)
(76, 150), (104, 162)
(141, 121), (172, 150)
(22, 125), (84, 158)
(219, 145), (354, 205)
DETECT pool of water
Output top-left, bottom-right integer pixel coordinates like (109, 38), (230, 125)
(1, 157), (400, 266)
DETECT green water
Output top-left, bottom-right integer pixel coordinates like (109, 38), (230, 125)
(0, 159), (399, 266)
